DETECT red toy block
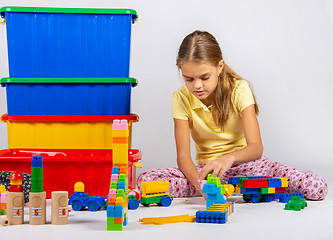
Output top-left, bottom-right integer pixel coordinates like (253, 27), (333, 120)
(114, 216), (124, 224)
(243, 179), (268, 188)
(275, 187), (286, 193)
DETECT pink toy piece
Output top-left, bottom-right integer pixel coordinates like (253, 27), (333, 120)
(109, 189), (117, 198)
(112, 119), (128, 131)
(111, 174), (118, 182)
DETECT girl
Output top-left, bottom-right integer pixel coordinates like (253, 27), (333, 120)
(137, 30), (327, 200)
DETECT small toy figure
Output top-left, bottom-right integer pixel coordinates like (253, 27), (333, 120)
(8, 171), (24, 192)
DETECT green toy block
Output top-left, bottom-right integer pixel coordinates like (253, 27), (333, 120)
(110, 181), (118, 189)
(31, 167), (43, 192)
(260, 188), (268, 194)
(284, 196), (307, 211)
(237, 178), (244, 188)
(116, 189), (125, 198)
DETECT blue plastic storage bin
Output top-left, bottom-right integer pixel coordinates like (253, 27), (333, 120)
(1, 77), (138, 115)
(0, 7), (137, 77)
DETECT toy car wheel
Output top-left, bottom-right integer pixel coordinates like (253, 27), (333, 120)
(128, 199), (140, 210)
(87, 200), (99, 212)
(71, 200), (84, 211)
(160, 196), (172, 207)
(264, 194), (274, 202)
(250, 194), (261, 203)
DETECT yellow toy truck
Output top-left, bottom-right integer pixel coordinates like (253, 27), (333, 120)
(140, 181), (173, 207)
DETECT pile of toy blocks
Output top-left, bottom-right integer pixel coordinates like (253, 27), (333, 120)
(0, 185), (6, 215)
(106, 166), (128, 231)
(106, 119), (130, 231)
(196, 174), (235, 224)
(228, 176), (304, 203)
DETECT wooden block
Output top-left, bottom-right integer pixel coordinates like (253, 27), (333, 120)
(6, 192), (24, 225)
(29, 191), (46, 225)
(51, 191), (68, 225)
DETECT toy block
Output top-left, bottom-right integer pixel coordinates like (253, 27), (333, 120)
(29, 191), (46, 225)
(116, 189), (125, 198)
(109, 189), (117, 198)
(228, 177), (245, 186)
(235, 187), (241, 194)
(279, 193), (304, 203)
(31, 156), (44, 193)
(110, 181), (118, 189)
(196, 210), (228, 224)
(237, 178), (244, 188)
(268, 188), (275, 194)
(114, 216), (124, 224)
(243, 179), (268, 188)
(6, 191), (24, 225)
(112, 119), (128, 131)
(267, 178), (282, 188)
(107, 217), (124, 231)
(119, 166), (128, 175)
(51, 191), (68, 225)
(117, 182), (126, 191)
(111, 174), (118, 182)
(112, 167), (120, 175)
(108, 197), (116, 206)
(275, 187), (287, 193)
(273, 193), (282, 200)
(113, 137), (128, 144)
(139, 214), (196, 224)
(123, 216), (128, 226)
(107, 205), (115, 217)
(114, 205), (124, 217)
(115, 197), (124, 206)
(241, 188), (260, 194)
(200, 180), (207, 189)
(260, 188), (268, 194)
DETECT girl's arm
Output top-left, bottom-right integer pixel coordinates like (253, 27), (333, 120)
(174, 118), (203, 196)
(198, 104), (263, 181)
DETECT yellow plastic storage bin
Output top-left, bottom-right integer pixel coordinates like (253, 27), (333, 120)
(1, 114), (138, 149)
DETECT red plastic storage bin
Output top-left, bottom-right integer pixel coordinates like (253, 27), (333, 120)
(0, 148), (142, 198)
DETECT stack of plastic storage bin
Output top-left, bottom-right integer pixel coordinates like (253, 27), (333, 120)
(0, 7), (141, 198)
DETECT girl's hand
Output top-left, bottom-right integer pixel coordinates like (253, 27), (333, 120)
(198, 155), (235, 182)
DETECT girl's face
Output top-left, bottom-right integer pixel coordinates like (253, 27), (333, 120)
(180, 60), (224, 106)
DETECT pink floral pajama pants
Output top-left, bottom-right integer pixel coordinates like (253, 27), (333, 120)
(137, 156), (328, 200)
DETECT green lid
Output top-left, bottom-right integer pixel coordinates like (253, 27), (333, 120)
(1, 6), (138, 22)
(1, 77), (138, 87)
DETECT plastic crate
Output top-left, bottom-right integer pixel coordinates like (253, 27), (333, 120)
(0, 6), (137, 77)
(0, 148), (142, 198)
(1, 77), (137, 115)
(1, 114), (138, 149)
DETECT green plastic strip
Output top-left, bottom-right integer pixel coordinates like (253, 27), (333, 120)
(0, 77), (138, 87)
(1, 6), (137, 21)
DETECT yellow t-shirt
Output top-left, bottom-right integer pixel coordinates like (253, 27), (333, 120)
(172, 80), (255, 165)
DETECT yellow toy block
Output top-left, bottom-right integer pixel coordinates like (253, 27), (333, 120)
(139, 214), (196, 225)
(141, 181), (170, 198)
(268, 187), (275, 194)
(113, 144), (128, 164)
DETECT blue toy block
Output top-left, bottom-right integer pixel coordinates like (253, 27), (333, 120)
(195, 210), (228, 224)
(123, 217), (128, 226)
(112, 167), (120, 175)
(228, 177), (244, 186)
(279, 193), (304, 203)
(107, 205), (115, 217)
(117, 182), (126, 191)
(114, 205), (124, 217)
(267, 178), (282, 188)
(32, 156), (43, 167)
(241, 188), (260, 194)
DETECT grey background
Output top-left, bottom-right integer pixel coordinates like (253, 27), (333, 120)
(0, 0), (332, 179)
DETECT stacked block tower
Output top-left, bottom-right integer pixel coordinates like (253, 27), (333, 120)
(0, 7), (140, 198)
(106, 119), (130, 231)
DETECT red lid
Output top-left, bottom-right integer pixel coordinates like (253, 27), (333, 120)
(9, 171), (24, 180)
(1, 114), (139, 122)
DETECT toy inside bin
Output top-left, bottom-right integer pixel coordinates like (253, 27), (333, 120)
(1, 114), (139, 149)
(1, 6), (138, 77)
(0, 148), (142, 198)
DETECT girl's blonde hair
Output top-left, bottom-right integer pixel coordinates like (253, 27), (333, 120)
(176, 30), (259, 130)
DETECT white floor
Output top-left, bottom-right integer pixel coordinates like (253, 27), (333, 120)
(1, 180), (332, 240)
